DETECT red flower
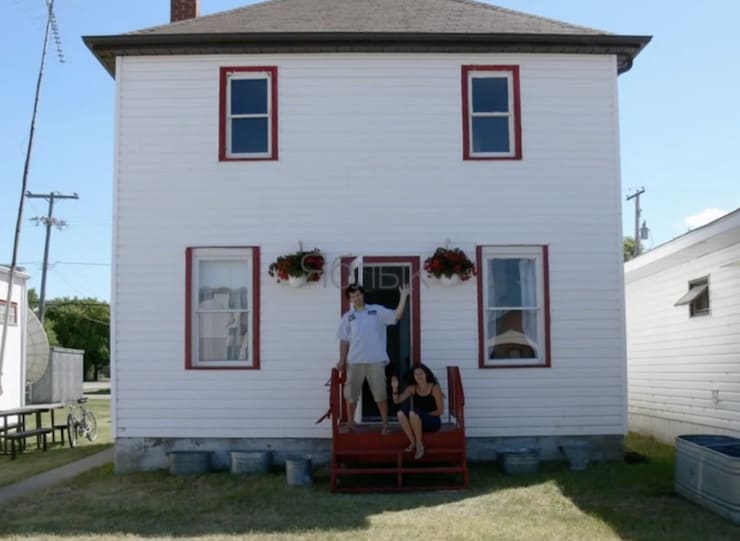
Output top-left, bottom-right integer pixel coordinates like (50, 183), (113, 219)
(423, 247), (476, 280)
(268, 249), (325, 283)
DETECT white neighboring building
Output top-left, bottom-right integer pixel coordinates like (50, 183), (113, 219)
(625, 209), (740, 443)
(84, 0), (650, 471)
(0, 266), (29, 411)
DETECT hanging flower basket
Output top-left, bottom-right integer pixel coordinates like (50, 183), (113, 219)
(423, 247), (476, 284)
(439, 274), (462, 287)
(268, 248), (325, 285)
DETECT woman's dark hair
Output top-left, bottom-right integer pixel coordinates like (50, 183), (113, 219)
(345, 283), (366, 298)
(408, 363), (439, 385)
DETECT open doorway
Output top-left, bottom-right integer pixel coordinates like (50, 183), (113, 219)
(341, 256), (421, 423)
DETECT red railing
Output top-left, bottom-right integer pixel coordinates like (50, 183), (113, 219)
(446, 366), (465, 430)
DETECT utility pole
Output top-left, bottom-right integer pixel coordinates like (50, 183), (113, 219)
(626, 188), (645, 256)
(26, 191), (79, 322)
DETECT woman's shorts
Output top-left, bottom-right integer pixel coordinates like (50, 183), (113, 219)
(399, 405), (441, 432)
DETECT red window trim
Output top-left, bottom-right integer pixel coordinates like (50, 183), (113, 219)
(462, 65), (522, 161)
(475, 245), (550, 369)
(0, 299), (18, 326)
(218, 66), (278, 162)
(339, 256), (422, 367)
(185, 246), (261, 370)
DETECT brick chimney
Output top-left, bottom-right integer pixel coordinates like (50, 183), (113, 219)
(171, 0), (199, 22)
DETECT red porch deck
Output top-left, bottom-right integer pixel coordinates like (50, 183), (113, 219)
(328, 366), (468, 492)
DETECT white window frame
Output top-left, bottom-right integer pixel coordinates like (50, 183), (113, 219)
(188, 247), (257, 369)
(222, 67), (275, 160)
(463, 65), (520, 160)
(0, 300), (18, 326)
(479, 246), (547, 367)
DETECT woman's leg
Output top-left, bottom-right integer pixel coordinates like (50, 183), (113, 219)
(409, 411), (425, 458)
(396, 409), (415, 451)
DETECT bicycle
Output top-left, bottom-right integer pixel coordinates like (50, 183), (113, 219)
(66, 397), (98, 447)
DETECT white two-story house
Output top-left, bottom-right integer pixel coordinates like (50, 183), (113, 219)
(84, 0), (650, 472)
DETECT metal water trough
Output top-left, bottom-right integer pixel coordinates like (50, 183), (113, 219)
(675, 434), (740, 524)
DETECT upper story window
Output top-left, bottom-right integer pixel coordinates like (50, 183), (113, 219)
(462, 65), (522, 160)
(0, 300), (18, 326)
(219, 67), (278, 161)
(674, 276), (710, 317)
(477, 245), (550, 368)
(186, 247), (260, 369)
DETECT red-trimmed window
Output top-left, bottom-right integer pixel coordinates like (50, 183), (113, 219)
(462, 65), (522, 160)
(186, 247), (260, 369)
(219, 67), (278, 161)
(0, 300), (18, 326)
(477, 246), (550, 368)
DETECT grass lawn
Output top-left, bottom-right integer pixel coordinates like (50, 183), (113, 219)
(0, 398), (112, 487)
(1, 432), (739, 540)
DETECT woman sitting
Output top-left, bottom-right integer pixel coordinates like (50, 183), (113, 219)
(390, 363), (443, 460)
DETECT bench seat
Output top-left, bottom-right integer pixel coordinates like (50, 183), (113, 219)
(5, 427), (53, 459)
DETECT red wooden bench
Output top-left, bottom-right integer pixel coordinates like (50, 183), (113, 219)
(328, 365), (468, 492)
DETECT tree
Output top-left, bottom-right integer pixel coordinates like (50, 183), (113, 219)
(28, 287), (39, 308)
(44, 297), (110, 380)
(624, 236), (638, 262)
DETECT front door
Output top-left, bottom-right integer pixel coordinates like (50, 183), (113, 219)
(341, 256), (420, 422)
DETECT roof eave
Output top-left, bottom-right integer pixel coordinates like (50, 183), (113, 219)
(83, 32), (651, 77)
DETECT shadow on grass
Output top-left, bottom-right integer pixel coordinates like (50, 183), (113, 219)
(2, 446), (739, 539)
(551, 439), (740, 541)
(0, 464), (487, 537)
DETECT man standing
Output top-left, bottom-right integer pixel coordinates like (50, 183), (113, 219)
(337, 283), (410, 434)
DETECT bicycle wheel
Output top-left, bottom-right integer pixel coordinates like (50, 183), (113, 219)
(67, 414), (79, 447)
(82, 410), (98, 441)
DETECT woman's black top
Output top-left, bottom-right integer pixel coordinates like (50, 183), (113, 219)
(414, 386), (438, 413)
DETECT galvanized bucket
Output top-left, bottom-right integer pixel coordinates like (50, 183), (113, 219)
(167, 451), (211, 475)
(230, 450), (271, 475)
(285, 455), (313, 486)
(499, 448), (540, 475)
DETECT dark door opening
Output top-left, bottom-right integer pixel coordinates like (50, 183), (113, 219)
(357, 264), (413, 422)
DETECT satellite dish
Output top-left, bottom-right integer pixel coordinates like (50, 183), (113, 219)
(25, 309), (49, 385)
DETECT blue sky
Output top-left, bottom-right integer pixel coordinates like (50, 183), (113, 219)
(2, 0), (738, 302)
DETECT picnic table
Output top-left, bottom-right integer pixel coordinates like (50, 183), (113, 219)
(0, 403), (65, 457)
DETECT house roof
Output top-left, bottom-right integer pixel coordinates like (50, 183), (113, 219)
(84, 0), (650, 76)
(624, 208), (740, 283)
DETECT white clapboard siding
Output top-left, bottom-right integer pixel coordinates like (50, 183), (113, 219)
(112, 52), (627, 439)
(626, 237), (740, 441)
(0, 268), (27, 412)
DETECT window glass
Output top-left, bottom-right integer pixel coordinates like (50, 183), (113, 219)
(189, 250), (255, 368)
(479, 247), (547, 367)
(472, 117), (510, 154)
(462, 65), (520, 160)
(674, 276), (710, 317)
(472, 77), (509, 112)
(486, 309), (538, 360)
(488, 258), (536, 307)
(220, 67), (276, 160)
(198, 259), (249, 310)
(231, 118), (269, 154)
(231, 79), (267, 115)
(198, 311), (249, 362)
